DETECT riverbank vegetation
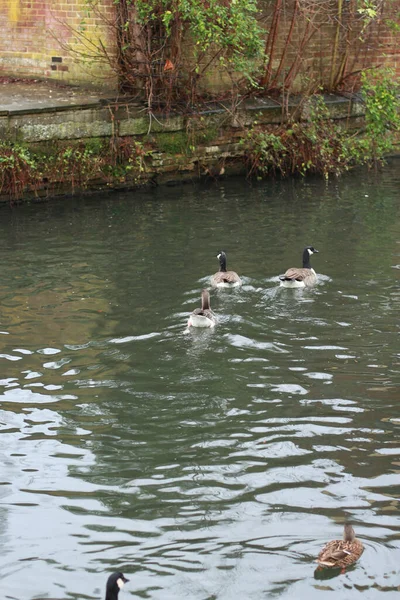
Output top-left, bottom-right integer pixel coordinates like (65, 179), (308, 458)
(2, 0), (396, 201)
(0, 138), (148, 202)
(0, 69), (399, 202)
(242, 69), (400, 179)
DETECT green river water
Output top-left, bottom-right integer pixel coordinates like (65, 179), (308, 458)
(0, 163), (399, 599)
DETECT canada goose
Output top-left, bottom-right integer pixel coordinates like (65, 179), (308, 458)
(279, 246), (319, 288)
(187, 289), (216, 328)
(105, 572), (129, 600)
(316, 523), (364, 569)
(211, 251), (242, 288)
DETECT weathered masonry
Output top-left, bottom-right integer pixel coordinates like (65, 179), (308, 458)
(0, 0), (115, 87)
(0, 94), (369, 202)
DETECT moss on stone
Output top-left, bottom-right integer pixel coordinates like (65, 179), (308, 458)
(151, 131), (190, 155)
(151, 124), (219, 156)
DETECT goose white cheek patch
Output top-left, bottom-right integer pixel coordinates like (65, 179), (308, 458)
(307, 248), (313, 255)
(117, 578), (125, 589)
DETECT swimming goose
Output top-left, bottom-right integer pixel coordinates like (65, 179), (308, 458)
(187, 289), (216, 328)
(279, 246), (319, 288)
(211, 251), (242, 288)
(105, 572), (129, 600)
(316, 523), (364, 569)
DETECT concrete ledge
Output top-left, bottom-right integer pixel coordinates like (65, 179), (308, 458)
(0, 93), (366, 144)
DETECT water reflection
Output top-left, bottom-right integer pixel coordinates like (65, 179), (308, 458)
(0, 164), (399, 598)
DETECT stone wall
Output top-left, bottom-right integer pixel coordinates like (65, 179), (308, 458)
(0, 95), (368, 201)
(0, 0), (116, 88)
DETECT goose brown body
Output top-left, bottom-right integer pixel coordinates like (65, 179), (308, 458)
(279, 246), (319, 288)
(212, 271), (241, 286)
(211, 251), (242, 288)
(316, 524), (364, 568)
(281, 267), (317, 286)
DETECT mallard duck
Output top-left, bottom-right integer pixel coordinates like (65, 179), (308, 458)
(316, 523), (364, 569)
(211, 251), (242, 288)
(279, 246), (319, 288)
(187, 289), (216, 328)
(105, 572), (129, 600)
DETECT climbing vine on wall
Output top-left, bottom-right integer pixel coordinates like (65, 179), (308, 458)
(55, 0), (394, 112)
(258, 0), (387, 94)
(113, 0), (264, 109)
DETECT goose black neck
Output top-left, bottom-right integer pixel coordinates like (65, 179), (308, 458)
(302, 249), (312, 269)
(105, 590), (119, 600)
(219, 255), (227, 272)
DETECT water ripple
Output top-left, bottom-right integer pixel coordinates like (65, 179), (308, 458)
(0, 170), (400, 598)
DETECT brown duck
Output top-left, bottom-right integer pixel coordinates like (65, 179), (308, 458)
(211, 251), (242, 288)
(316, 523), (364, 569)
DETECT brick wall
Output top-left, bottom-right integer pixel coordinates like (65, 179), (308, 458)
(0, 0), (117, 89)
(257, 0), (400, 92)
(0, 0), (399, 92)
